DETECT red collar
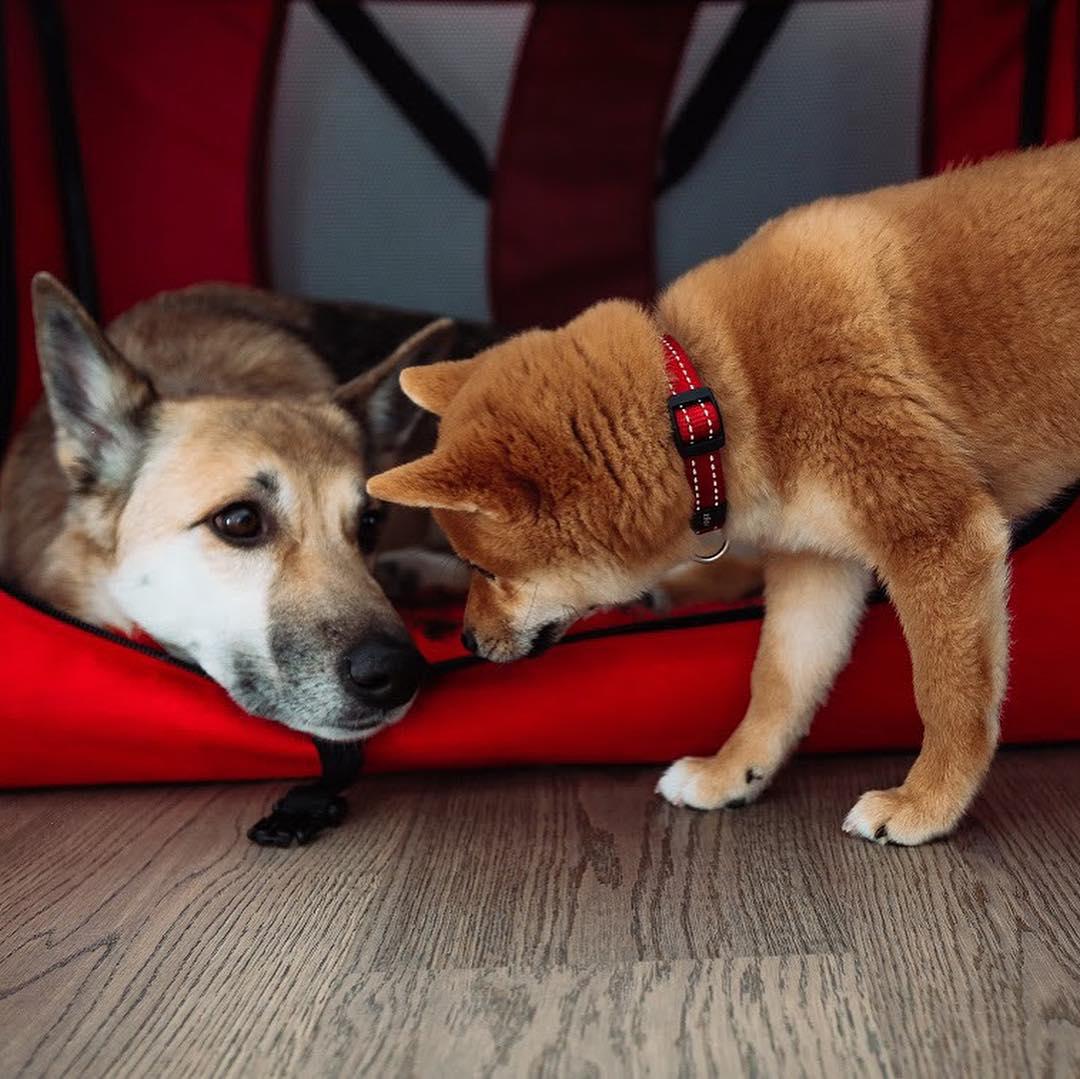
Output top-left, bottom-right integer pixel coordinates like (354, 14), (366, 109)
(661, 334), (727, 535)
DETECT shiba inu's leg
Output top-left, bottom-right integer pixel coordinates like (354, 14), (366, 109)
(657, 552), (871, 810)
(844, 500), (1009, 845)
(645, 555), (764, 611)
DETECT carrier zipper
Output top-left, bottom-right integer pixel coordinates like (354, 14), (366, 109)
(0, 578), (207, 676)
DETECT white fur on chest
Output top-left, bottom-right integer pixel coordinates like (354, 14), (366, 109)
(728, 480), (861, 562)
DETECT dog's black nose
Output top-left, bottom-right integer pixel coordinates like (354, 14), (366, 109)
(461, 628), (478, 655)
(344, 636), (427, 710)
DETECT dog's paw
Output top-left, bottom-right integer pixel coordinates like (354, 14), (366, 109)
(374, 548), (470, 603)
(373, 552), (422, 602)
(842, 786), (961, 846)
(656, 755), (768, 811)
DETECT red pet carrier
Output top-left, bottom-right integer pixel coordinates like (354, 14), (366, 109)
(3, 1), (1079, 798)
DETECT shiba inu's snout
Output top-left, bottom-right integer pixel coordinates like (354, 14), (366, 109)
(455, 573), (576, 662)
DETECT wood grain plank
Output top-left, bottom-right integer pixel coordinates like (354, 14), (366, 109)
(271, 956), (888, 1079)
(1, 749), (1078, 1078)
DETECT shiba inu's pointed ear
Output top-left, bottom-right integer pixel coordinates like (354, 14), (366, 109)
(399, 356), (483, 416)
(335, 317), (457, 468)
(366, 451), (522, 520)
(32, 272), (156, 492)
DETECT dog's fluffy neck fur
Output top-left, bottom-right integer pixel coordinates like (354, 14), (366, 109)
(567, 289), (770, 572)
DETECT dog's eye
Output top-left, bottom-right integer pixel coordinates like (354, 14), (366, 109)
(358, 507), (383, 554)
(210, 502), (264, 545)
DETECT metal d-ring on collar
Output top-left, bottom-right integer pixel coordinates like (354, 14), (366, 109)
(692, 534), (730, 563)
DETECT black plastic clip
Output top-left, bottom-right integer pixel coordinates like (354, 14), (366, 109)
(691, 504), (727, 534)
(667, 387), (725, 457)
(248, 739), (364, 848)
(247, 786), (348, 847)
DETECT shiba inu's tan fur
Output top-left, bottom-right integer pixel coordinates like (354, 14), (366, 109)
(369, 142), (1080, 844)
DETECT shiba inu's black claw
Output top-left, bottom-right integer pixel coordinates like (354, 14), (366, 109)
(746, 768), (762, 784)
(725, 797), (747, 809)
(874, 824), (889, 841)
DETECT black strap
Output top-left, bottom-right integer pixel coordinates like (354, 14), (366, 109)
(658, 2), (793, 193)
(0, 2), (17, 460)
(29, 0), (100, 320)
(1019, 0), (1057, 148)
(248, 738), (365, 847)
(312, 2), (491, 199)
(312, 2), (791, 200)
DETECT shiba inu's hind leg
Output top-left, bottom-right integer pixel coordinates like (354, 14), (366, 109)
(657, 552), (871, 810)
(844, 498), (1008, 845)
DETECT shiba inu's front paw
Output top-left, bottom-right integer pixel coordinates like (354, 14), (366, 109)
(842, 786), (963, 846)
(656, 754), (769, 811)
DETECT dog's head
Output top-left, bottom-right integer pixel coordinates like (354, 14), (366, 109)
(367, 300), (690, 661)
(31, 273), (455, 740)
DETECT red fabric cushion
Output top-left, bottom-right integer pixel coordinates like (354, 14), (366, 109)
(2, 497), (1077, 789)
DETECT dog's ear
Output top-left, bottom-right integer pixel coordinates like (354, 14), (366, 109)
(366, 451), (529, 521)
(335, 317), (457, 468)
(399, 356), (483, 416)
(32, 272), (156, 492)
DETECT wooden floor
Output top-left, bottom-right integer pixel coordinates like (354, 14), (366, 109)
(2, 747), (1080, 1078)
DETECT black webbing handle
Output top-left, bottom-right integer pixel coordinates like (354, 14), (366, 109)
(658, 2), (793, 193)
(248, 738), (364, 847)
(312, 2), (491, 198)
(0, 2), (17, 460)
(29, 0), (100, 319)
(1019, 0), (1057, 148)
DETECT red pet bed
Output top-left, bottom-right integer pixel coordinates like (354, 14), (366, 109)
(3, 0), (1079, 792)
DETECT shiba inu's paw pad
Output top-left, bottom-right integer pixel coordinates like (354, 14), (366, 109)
(656, 756), (767, 811)
(842, 787), (958, 847)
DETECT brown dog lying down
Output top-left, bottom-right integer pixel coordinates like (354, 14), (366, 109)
(370, 142), (1080, 845)
(0, 276), (492, 740)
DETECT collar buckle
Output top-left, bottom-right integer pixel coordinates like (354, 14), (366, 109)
(667, 387), (726, 458)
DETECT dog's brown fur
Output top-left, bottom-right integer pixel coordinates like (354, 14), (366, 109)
(369, 142), (1080, 844)
(0, 276), (463, 739)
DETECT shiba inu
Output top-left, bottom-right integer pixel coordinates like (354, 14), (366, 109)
(369, 142), (1080, 845)
(0, 274), (478, 741)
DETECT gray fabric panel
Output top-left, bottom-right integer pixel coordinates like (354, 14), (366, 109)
(658, 1), (930, 283)
(268, 2), (528, 320)
(269, 1), (929, 321)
